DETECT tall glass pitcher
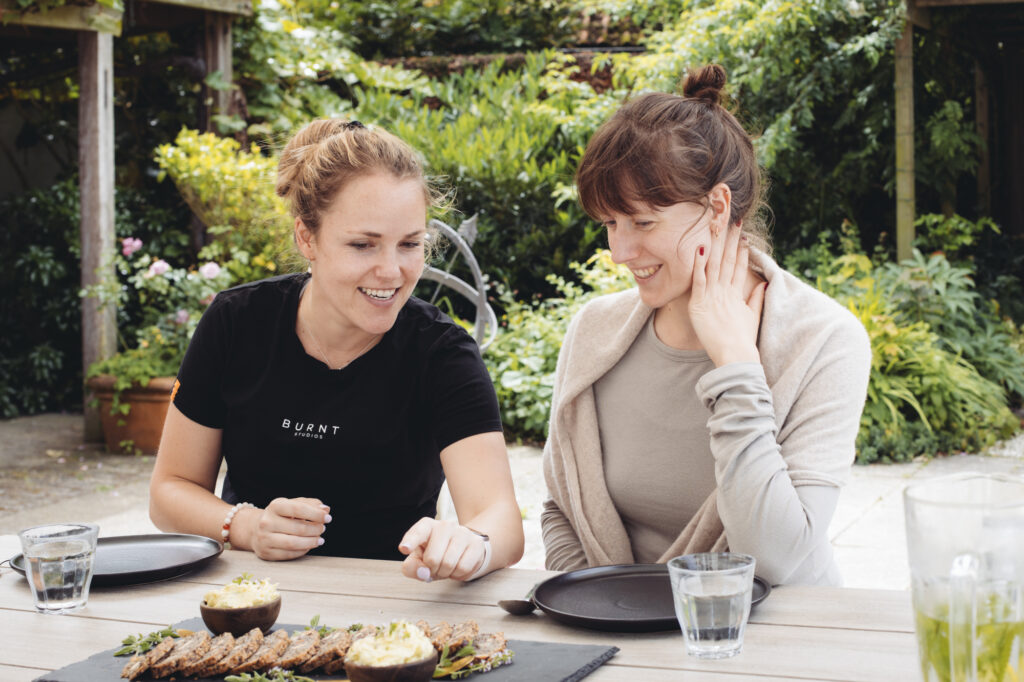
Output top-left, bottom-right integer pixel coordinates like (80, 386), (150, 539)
(904, 472), (1024, 682)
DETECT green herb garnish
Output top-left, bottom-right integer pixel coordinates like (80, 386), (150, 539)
(113, 626), (182, 657)
(232, 572), (255, 584)
(434, 643), (515, 679)
(449, 650), (514, 679)
(225, 669), (314, 682)
(433, 643), (476, 678)
(304, 615), (335, 637)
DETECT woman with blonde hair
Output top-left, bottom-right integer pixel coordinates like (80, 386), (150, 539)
(151, 119), (524, 582)
(541, 65), (871, 585)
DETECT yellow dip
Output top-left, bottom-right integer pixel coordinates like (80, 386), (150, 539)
(203, 576), (279, 608)
(345, 621), (435, 667)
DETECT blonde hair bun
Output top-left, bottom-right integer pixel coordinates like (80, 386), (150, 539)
(275, 118), (432, 234)
(682, 64), (728, 106)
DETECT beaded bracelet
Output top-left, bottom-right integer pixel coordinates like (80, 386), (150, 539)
(221, 502), (256, 546)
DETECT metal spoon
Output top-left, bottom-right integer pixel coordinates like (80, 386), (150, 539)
(497, 583), (539, 615)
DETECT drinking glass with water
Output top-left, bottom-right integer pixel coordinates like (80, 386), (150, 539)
(18, 523), (99, 614)
(668, 552), (756, 659)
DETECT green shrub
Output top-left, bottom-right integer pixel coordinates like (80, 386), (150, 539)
(320, 0), (583, 58)
(817, 254), (1019, 463)
(231, 7), (429, 141)
(877, 249), (1024, 402)
(154, 129), (294, 283)
(484, 249), (632, 441)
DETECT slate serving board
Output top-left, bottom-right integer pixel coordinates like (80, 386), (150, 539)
(33, 619), (620, 682)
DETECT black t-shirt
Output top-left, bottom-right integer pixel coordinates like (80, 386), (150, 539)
(172, 273), (503, 560)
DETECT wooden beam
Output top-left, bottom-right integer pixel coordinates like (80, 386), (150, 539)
(142, 0), (251, 16)
(895, 19), (916, 262)
(905, 0), (932, 28)
(78, 30), (117, 442)
(0, 0), (122, 34)
(202, 12), (235, 132)
(975, 59), (991, 215)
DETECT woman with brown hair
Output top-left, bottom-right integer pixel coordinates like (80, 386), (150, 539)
(150, 119), (524, 582)
(541, 65), (871, 585)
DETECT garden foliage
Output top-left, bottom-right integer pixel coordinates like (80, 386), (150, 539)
(154, 129), (293, 283)
(0, 179), (191, 417)
(2, 0), (1021, 462)
(84, 252), (231, 413)
(788, 216), (1023, 462)
(484, 250), (633, 438)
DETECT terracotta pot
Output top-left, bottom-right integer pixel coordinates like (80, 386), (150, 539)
(87, 375), (176, 455)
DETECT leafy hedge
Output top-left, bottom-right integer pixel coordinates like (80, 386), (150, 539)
(222, 0), (1002, 304)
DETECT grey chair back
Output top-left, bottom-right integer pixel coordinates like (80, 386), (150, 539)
(420, 216), (498, 351)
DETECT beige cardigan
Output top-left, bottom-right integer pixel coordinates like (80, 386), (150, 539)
(541, 249), (871, 582)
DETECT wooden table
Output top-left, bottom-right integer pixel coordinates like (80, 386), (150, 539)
(0, 535), (920, 681)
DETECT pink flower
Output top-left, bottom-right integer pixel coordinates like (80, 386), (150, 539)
(200, 293), (216, 306)
(199, 262), (221, 279)
(121, 237), (143, 257)
(145, 259), (170, 278)
(174, 309), (190, 325)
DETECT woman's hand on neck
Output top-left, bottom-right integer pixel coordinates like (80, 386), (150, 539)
(654, 218), (767, 360)
(685, 225), (766, 367)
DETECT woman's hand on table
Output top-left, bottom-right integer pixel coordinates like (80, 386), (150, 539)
(243, 497), (331, 561)
(398, 518), (487, 582)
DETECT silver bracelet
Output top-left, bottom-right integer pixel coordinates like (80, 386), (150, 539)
(465, 527), (493, 581)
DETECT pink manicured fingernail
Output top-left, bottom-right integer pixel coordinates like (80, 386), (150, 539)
(317, 537), (325, 546)
(323, 514), (333, 523)
(416, 567), (432, 582)
(399, 543), (411, 552)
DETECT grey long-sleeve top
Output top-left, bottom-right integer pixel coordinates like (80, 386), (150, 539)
(541, 249), (872, 585)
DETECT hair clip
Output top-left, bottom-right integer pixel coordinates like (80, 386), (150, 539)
(342, 120), (365, 131)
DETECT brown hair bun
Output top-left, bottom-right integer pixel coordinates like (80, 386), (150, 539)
(682, 64), (727, 106)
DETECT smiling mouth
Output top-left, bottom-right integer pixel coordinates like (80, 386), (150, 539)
(359, 287), (398, 301)
(632, 266), (660, 280)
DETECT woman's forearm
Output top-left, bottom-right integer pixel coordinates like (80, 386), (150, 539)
(700, 362), (840, 585)
(149, 475), (232, 539)
(150, 476), (264, 551)
(541, 499), (588, 571)
(460, 497), (525, 573)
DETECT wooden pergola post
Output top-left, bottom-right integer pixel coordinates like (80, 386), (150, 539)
(202, 12), (234, 131)
(78, 30), (117, 441)
(975, 59), (992, 215)
(895, 18), (916, 262)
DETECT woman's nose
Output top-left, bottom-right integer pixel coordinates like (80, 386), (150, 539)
(608, 229), (638, 264)
(375, 249), (402, 278)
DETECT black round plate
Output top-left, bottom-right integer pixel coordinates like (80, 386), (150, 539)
(532, 563), (770, 632)
(8, 533), (222, 587)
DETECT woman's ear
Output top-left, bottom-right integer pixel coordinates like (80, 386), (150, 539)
(294, 218), (316, 261)
(708, 183), (732, 231)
